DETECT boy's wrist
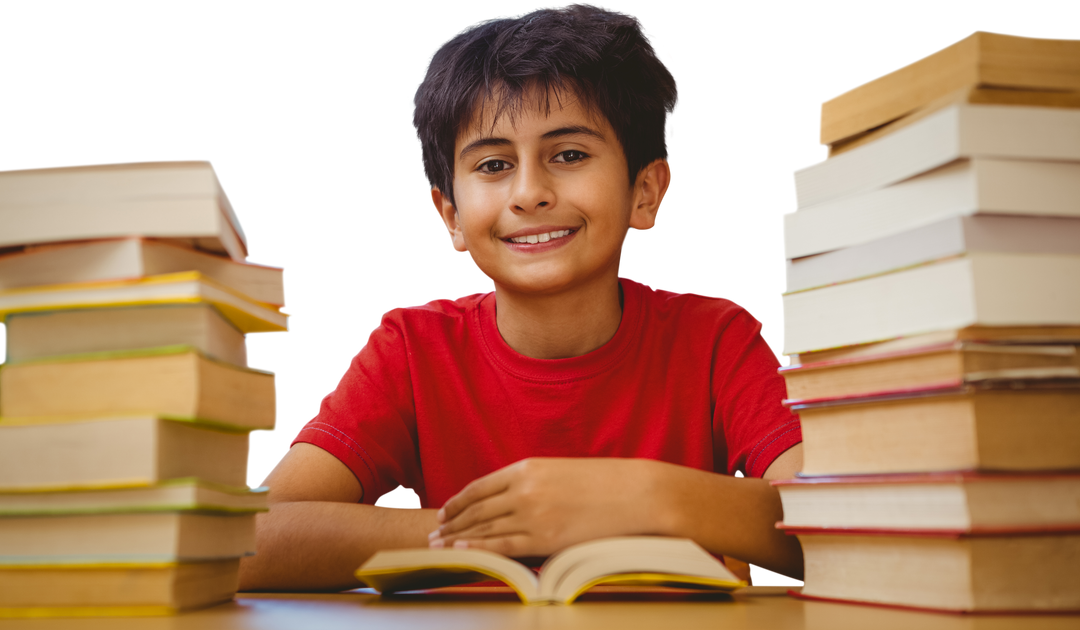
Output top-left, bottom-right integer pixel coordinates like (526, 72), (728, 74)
(632, 458), (686, 537)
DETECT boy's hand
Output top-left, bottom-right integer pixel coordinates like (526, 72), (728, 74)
(428, 457), (662, 558)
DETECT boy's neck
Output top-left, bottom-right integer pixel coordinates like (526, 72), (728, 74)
(493, 275), (623, 360)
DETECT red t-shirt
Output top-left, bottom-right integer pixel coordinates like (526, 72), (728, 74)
(294, 278), (801, 508)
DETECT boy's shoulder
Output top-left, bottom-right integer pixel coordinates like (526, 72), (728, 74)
(643, 281), (750, 319)
(381, 290), (492, 327)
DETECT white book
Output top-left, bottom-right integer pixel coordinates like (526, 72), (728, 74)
(794, 104), (1080, 208)
(786, 158), (1080, 259)
(786, 215), (1080, 293)
(783, 253), (1080, 355)
(0, 162), (247, 260)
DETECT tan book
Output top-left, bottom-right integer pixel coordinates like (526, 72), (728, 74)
(0, 271), (287, 334)
(5, 304), (247, 366)
(0, 512), (256, 564)
(356, 537), (744, 605)
(830, 86), (1080, 156)
(0, 417), (249, 490)
(0, 347), (274, 430)
(0, 478), (267, 516)
(820, 32), (1080, 146)
(791, 530), (1080, 613)
(781, 342), (1078, 401)
(0, 161), (247, 260)
(0, 560), (239, 617)
(774, 472), (1080, 532)
(794, 384), (1080, 476)
(783, 253), (1080, 355)
(0, 238), (283, 305)
(792, 325), (1080, 365)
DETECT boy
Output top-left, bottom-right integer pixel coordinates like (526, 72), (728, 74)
(239, 5), (803, 592)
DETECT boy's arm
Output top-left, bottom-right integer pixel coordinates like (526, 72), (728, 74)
(659, 444), (803, 577)
(237, 443), (439, 592)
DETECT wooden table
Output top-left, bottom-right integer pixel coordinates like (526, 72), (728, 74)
(2, 587), (1078, 629)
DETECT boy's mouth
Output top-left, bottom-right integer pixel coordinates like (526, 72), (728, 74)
(505, 229), (575, 244)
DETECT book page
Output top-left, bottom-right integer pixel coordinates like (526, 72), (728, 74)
(550, 552), (744, 604)
(537, 537), (741, 602)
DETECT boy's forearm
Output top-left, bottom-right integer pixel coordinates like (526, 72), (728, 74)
(238, 502), (439, 592)
(646, 461), (804, 579)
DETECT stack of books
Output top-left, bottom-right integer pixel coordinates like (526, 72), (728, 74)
(0, 162), (286, 617)
(776, 33), (1080, 614)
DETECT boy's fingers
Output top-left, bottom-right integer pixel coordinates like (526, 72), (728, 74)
(438, 515), (521, 546)
(440, 469), (512, 522)
(456, 533), (536, 558)
(437, 494), (513, 536)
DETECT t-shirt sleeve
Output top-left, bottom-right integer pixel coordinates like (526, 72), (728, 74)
(292, 312), (422, 504)
(711, 308), (801, 478)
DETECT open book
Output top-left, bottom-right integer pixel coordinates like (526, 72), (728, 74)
(355, 536), (746, 605)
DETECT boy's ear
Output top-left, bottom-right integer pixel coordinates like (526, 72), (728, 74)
(432, 188), (468, 252)
(629, 159), (670, 231)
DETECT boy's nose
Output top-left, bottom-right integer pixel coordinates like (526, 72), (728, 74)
(508, 161), (555, 213)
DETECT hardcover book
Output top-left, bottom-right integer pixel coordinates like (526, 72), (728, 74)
(0, 161), (247, 260)
(0, 347), (275, 430)
(0, 417), (250, 490)
(820, 32), (1080, 146)
(792, 382), (1080, 475)
(0, 560), (240, 617)
(789, 528), (1080, 613)
(773, 472), (1080, 532)
(5, 304), (247, 366)
(0, 238), (283, 305)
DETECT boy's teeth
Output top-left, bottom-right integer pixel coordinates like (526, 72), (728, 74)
(510, 230), (570, 244)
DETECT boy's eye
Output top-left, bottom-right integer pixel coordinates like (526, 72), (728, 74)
(478, 160), (511, 173)
(553, 150), (588, 163)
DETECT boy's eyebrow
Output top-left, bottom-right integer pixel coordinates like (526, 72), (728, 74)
(458, 126), (607, 160)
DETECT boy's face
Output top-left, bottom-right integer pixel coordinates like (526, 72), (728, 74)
(434, 88), (666, 297)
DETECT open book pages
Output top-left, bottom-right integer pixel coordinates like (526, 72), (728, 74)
(356, 536), (745, 605)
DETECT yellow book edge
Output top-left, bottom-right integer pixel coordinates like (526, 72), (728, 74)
(0, 605), (180, 618)
(1, 561), (180, 570)
(0, 477), (264, 495)
(2, 343), (273, 376)
(0, 413), (263, 434)
(0, 479), (269, 515)
(0, 271), (287, 333)
(562, 572), (746, 604)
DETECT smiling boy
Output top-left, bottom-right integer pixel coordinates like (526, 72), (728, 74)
(239, 5), (803, 592)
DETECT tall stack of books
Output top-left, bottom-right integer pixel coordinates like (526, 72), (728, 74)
(776, 33), (1080, 614)
(0, 162), (286, 617)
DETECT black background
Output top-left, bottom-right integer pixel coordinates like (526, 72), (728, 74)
(0, 8), (1062, 492)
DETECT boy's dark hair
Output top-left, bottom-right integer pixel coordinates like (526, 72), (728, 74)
(413, 4), (677, 207)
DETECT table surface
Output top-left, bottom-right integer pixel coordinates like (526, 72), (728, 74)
(2, 587), (1079, 630)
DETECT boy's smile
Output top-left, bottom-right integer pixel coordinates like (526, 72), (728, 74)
(434, 88), (667, 298)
